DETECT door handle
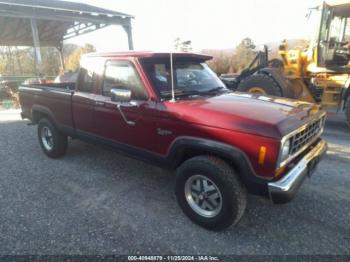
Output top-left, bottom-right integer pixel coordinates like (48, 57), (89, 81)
(117, 104), (136, 126)
(95, 101), (105, 106)
(120, 101), (138, 108)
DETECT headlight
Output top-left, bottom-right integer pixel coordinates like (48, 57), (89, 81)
(280, 139), (290, 164)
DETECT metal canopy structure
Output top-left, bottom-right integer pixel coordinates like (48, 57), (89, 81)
(0, 0), (134, 70)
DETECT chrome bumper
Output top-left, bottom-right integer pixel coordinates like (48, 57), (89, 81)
(268, 139), (328, 204)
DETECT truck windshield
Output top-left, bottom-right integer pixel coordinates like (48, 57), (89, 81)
(142, 59), (227, 99)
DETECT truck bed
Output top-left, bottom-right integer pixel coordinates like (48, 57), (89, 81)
(19, 82), (75, 130)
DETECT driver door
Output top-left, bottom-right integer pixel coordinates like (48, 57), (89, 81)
(93, 60), (157, 152)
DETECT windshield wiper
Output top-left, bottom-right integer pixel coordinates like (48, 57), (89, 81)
(181, 86), (227, 95)
(161, 89), (201, 98)
(161, 86), (227, 100)
(206, 86), (227, 93)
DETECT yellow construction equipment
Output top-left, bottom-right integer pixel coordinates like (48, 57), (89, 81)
(231, 1), (350, 126)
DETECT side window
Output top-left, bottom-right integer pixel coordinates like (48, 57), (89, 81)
(345, 19), (350, 42)
(328, 16), (342, 41)
(103, 61), (148, 100)
(319, 5), (331, 42)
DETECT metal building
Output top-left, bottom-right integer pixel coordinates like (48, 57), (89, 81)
(0, 0), (134, 69)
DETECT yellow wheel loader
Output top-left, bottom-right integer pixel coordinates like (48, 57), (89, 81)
(230, 1), (350, 126)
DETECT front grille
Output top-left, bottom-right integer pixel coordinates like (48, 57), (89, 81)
(289, 115), (326, 155)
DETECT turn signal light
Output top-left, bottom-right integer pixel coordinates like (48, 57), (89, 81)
(258, 146), (267, 165)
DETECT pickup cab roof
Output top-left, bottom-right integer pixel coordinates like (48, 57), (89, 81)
(85, 51), (213, 61)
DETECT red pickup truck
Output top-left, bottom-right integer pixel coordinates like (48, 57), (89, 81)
(19, 52), (327, 230)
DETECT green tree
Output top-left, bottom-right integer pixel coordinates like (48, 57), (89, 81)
(38, 47), (61, 76)
(232, 37), (256, 72)
(204, 50), (232, 76)
(0, 44), (95, 77)
(66, 44), (96, 71)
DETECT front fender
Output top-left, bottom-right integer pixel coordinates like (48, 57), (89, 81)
(167, 137), (270, 196)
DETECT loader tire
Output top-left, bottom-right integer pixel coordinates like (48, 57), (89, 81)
(237, 74), (282, 96)
(269, 59), (284, 71)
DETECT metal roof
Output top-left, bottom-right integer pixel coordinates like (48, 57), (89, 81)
(0, 0), (134, 18)
(0, 0), (134, 46)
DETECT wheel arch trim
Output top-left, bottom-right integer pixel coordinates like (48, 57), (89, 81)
(31, 104), (57, 124)
(168, 137), (262, 179)
(167, 136), (270, 195)
(31, 105), (75, 136)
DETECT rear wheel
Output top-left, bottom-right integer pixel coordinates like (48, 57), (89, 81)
(38, 118), (68, 158)
(175, 156), (247, 230)
(237, 74), (282, 96)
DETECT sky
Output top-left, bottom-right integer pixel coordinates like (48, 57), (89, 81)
(66, 0), (322, 52)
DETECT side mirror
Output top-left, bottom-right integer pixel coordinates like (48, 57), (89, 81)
(110, 88), (132, 103)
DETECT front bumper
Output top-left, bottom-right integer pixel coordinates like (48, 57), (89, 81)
(268, 139), (328, 204)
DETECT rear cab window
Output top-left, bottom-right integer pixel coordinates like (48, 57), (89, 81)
(77, 57), (105, 93)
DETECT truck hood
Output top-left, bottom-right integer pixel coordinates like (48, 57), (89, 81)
(162, 92), (324, 138)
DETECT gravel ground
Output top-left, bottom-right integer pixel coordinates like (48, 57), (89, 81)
(0, 110), (349, 255)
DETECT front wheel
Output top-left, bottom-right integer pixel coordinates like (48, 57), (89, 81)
(38, 118), (68, 158)
(175, 156), (247, 230)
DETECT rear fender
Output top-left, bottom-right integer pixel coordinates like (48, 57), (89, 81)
(31, 105), (75, 137)
(31, 105), (57, 124)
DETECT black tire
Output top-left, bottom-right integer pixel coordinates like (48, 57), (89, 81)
(237, 74), (282, 96)
(346, 98), (350, 128)
(175, 156), (247, 230)
(38, 118), (68, 158)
